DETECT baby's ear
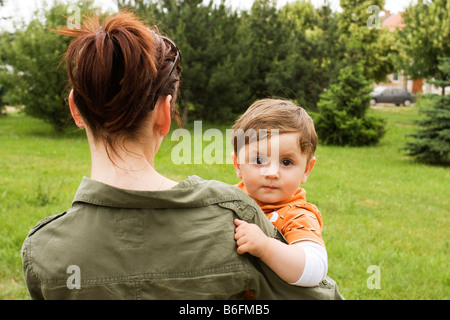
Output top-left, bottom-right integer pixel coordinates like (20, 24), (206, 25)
(301, 157), (316, 184)
(231, 152), (242, 179)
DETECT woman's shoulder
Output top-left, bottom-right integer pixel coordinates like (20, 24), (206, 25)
(177, 175), (258, 206)
(25, 211), (68, 239)
(178, 176), (276, 236)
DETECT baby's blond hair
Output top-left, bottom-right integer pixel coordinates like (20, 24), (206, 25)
(231, 99), (318, 162)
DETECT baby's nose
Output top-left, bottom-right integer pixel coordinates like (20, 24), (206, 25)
(260, 161), (280, 178)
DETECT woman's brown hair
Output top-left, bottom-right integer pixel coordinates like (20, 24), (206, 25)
(56, 11), (181, 154)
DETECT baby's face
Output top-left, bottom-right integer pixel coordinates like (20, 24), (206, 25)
(233, 132), (315, 204)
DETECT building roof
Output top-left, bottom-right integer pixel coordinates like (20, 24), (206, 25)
(382, 11), (405, 32)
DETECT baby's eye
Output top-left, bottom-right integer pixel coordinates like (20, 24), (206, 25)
(251, 156), (267, 165)
(281, 159), (292, 166)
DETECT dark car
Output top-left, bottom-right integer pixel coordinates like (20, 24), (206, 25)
(370, 86), (415, 106)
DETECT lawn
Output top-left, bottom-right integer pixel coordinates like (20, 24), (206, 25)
(0, 105), (449, 300)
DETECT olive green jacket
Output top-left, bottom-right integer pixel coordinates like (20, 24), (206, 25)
(22, 176), (343, 300)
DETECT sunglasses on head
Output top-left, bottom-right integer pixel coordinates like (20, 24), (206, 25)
(151, 32), (182, 109)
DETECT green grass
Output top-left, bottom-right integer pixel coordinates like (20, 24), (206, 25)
(1, 106), (449, 300)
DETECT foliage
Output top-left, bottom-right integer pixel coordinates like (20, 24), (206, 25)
(396, 0), (450, 84)
(338, 0), (397, 83)
(404, 58), (450, 165)
(397, 0), (450, 165)
(119, 0), (246, 124)
(314, 61), (385, 146)
(265, 1), (342, 111)
(119, 0), (346, 121)
(237, 0), (281, 102)
(0, 1), (98, 131)
(1, 0), (443, 132)
(312, 0), (397, 146)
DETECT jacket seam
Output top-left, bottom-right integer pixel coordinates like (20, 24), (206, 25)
(135, 279), (141, 300)
(36, 263), (247, 285)
(23, 237), (41, 289)
(74, 195), (246, 209)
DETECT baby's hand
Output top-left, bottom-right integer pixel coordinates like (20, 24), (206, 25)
(233, 219), (269, 258)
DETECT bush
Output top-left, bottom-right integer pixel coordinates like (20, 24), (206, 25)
(0, 2), (96, 131)
(403, 95), (450, 165)
(404, 95), (450, 165)
(314, 61), (385, 146)
(404, 58), (450, 165)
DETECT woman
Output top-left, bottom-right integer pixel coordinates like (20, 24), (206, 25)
(22, 11), (342, 300)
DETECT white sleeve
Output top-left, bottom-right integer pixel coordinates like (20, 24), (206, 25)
(289, 242), (328, 287)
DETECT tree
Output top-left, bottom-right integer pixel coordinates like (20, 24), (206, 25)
(396, 0), (450, 93)
(338, 0), (397, 82)
(404, 58), (450, 165)
(120, 0), (244, 124)
(396, 0), (450, 164)
(0, 1), (98, 131)
(116, 0), (349, 123)
(265, 1), (342, 110)
(312, 0), (390, 146)
(314, 61), (385, 146)
(234, 0), (281, 110)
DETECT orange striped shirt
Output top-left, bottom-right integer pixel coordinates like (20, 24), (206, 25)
(236, 181), (325, 248)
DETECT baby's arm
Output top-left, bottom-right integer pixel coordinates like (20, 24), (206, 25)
(234, 219), (327, 286)
(234, 219), (305, 283)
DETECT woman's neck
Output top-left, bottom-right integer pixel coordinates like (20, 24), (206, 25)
(88, 138), (177, 191)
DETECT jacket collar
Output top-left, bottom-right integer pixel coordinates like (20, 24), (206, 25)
(73, 175), (244, 209)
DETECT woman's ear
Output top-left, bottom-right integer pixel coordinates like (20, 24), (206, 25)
(68, 89), (85, 129)
(154, 95), (172, 136)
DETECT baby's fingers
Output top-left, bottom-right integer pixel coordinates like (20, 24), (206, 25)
(235, 237), (249, 254)
(234, 219), (247, 228)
